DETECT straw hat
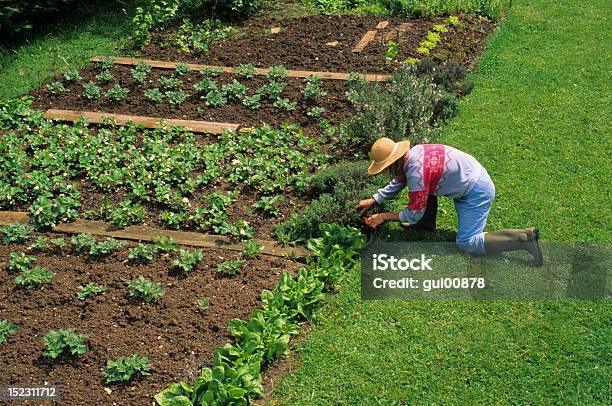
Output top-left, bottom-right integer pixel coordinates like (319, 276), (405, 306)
(368, 138), (411, 175)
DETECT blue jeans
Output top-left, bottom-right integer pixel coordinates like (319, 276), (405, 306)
(454, 169), (495, 255)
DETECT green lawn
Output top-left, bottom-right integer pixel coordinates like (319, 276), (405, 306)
(0, 1), (133, 102)
(272, 0), (611, 404)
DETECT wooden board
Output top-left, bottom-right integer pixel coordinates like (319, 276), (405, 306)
(325, 41), (339, 47)
(44, 109), (240, 134)
(376, 21), (389, 29)
(270, 27), (281, 34)
(90, 56), (391, 82)
(352, 30), (377, 53)
(0, 211), (310, 259)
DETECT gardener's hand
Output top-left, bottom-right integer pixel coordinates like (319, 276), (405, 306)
(365, 213), (387, 229)
(356, 198), (377, 216)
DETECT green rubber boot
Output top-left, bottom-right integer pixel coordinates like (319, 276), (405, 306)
(484, 227), (543, 267)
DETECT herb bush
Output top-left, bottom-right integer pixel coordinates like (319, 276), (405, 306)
(274, 160), (391, 242)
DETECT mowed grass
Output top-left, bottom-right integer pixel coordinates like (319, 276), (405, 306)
(272, 0), (611, 404)
(0, 2), (133, 102)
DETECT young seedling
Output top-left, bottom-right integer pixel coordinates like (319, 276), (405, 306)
(432, 24), (448, 33)
(71, 233), (97, 252)
(8, 251), (36, 272)
(49, 238), (67, 251)
(110, 200), (145, 228)
(307, 106), (325, 118)
(0, 320), (17, 345)
(252, 195), (283, 217)
(15, 266), (53, 289)
(43, 329), (88, 359)
(76, 282), (106, 301)
(31, 236), (48, 250)
(104, 354), (151, 383)
(302, 75), (327, 99)
(125, 276), (165, 303)
(158, 75), (183, 89)
(236, 63), (256, 79)
(346, 72), (367, 88)
(218, 220), (253, 242)
(204, 90), (227, 107)
(63, 68), (82, 82)
(83, 81), (101, 99)
(131, 69), (147, 84)
(194, 78), (218, 95)
(267, 65), (287, 81)
(106, 84), (129, 101)
(273, 97), (297, 112)
(196, 297), (210, 311)
(222, 79), (247, 101)
(89, 238), (125, 257)
(199, 67), (223, 77)
(96, 56), (115, 70)
(385, 40), (399, 65)
(144, 88), (164, 102)
(217, 258), (245, 276)
(135, 60), (152, 74)
(96, 70), (113, 83)
(165, 90), (189, 105)
(152, 236), (179, 253)
(242, 239), (261, 259)
(242, 94), (262, 109)
(128, 244), (159, 263)
(46, 81), (67, 95)
(0, 223), (33, 243)
(257, 81), (285, 100)
(175, 62), (192, 75)
(172, 249), (203, 272)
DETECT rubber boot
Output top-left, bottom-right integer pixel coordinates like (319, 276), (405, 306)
(401, 195), (437, 231)
(484, 227), (543, 267)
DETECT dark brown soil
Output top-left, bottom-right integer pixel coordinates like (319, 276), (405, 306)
(143, 14), (494, 73)
(29, 65), (351, 135)
(0, 235), (302, 405)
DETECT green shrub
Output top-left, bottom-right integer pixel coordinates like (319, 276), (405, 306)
(104, 354), (151, 383)
(346, 66), (441, 149)
(274, 161), (391, 242)
(0, 320), (17, 345)
(43, 328), (88, 359)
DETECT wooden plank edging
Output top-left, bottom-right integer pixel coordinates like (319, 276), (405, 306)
(352, 30), (377, 53)
(44, 109), (240, 134)
(376, 21), (389, 29)
(91, 56), (391, 82)
(0, 211), (309, 259)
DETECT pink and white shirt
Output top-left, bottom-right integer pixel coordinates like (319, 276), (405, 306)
(373, 144), (484, 224)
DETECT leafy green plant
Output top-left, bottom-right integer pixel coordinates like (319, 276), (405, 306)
(83, 81), (101, 100)
(242, 93), (262, 109)
(236, 63), (256, 79)
(89, 238), (125, 257)
(44, 329), (88, 359)
(0, 320), (17, 345)
(8, 251), (35, 272)
(144, 87), (164, 102)
(46, 81), (67, 95)
(385, 40), (399, 64)
(205, 90), (227, 107)
(217, 258), (245, 276)
(218, 219), (254, 241)
(159, 75), (183, 89)
(172, 249), (203, 272)
(77, 282), (106, 301)
(71, 233), (97, 252)
(106, 84), (129, 101)
(110, 200), (145, 228)
(131, 69), (147, 84)
(31, 236), (48, 250)
(267, 65), (287, 81)
(1, 223), (33, 243)
(222, 79), (247, 101)
(175, 18), (236, 54)
(15, 266), (53, 289)
(63, 68), (82, 82)
(175, 62), (192, 75)
(29, 192), (80, 229)
(243, 240), (261, 259)
(96, 56), (115, 70)
(273, 97), (297, 112)
(135, 60), (152, 74)
(302, 75), (327, 99)
(129, 243), (159, 263)
(49, 237), (67, 250)
(105, 354), (151, 383)
(446, 15), (460, 26)
(417, 46), (431, 56)
(200, 67), (223, 77)
(307, 106), (325, 118)
(166, 90), (188, 105)
(125, 276), (165, 303)
(257, 81), (285, 100)
(152, 236), (179, 252)
(96, 69), (113, 83)
(253, 195), (283, 217)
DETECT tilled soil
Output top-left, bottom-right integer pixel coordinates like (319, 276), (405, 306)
(0, 235), (302, 405)
(143, 14), (495, 72)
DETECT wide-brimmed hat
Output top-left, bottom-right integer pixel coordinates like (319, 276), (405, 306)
(368, 137), (410, 175)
